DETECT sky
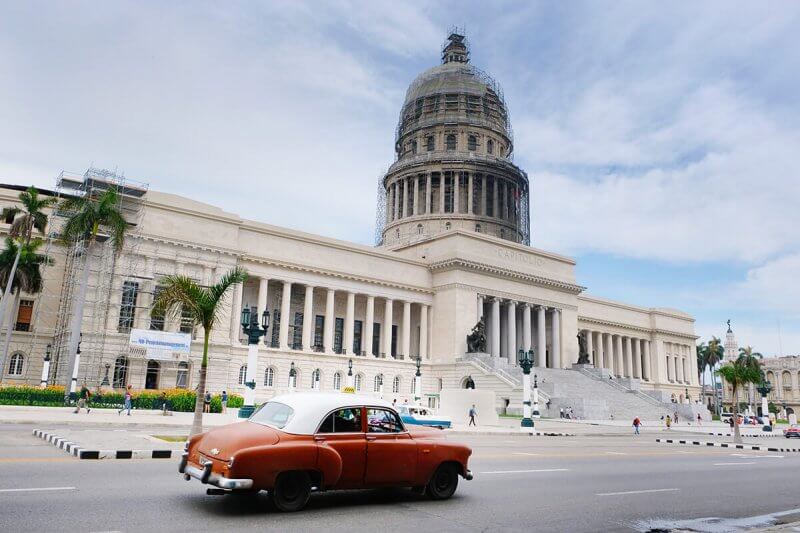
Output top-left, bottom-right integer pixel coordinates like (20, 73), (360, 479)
(1, 1), (798, 355)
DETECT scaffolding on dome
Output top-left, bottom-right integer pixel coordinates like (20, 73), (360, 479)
(374, 175), (387, 246)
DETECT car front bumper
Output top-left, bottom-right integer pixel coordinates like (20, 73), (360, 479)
(179, 453), (253, 490)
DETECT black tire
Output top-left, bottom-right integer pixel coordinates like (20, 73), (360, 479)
(426, 463), (459, 500)
(270, 471), (312, 512)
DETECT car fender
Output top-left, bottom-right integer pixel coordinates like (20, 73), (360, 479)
(232, 442), (319, 489)
(414, 441), (471, 485)
(315, 443), (344, 487)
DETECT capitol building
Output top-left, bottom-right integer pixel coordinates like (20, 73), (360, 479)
(1, 34), (702, 419)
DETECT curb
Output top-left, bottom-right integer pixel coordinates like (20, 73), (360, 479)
(33, 429), (175, 460)
(655, 438), (800, 453)
(446, 429), (575, 437)
(706, 432), (781, 438)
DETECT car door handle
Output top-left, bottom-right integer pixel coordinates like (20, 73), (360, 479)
(314, 436), (326, 442)
(366, 435), (377, 441)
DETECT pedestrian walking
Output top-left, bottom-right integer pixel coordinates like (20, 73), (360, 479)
(221, 390), (228, 413)
(665, 415), (672, 429)
(696, 413), (702, 426)
(118, 385), (132, 416)
(632, 417), (641, 435)
(674, 412), (679, 424)
(160, 391), (169, 415)
(468, 404), (477, 427)
(392, 399), (397, 408)
(204, 391), (211, 413)
(560, 407), (564, 419)
(74, 382), (91, 414)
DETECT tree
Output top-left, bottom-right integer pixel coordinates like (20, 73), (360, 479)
(152, 267), (247, 436)
(696, 342), (708, 398)
(0, 238), (53, 382)
(0, 187), (57, 357)
(59, 187), (128, 401)
(705, 337), (724, 414)
(717, 347), (763, 443)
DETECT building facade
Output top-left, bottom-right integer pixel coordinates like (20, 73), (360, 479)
(0, 34), (700, 415)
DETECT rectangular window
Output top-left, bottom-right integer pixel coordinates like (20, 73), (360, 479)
(179, 306), (194, 334)
(468, 135), (477, 151)
(372, 323), (381, 356)
(426, 136), (434, 152)
(445, 93), (459, 111)
(314, 315), (325, 351)
(270, 309), (280, 348)
(334, 317), (344, 354)
(149, 286), (165, 331)
(14, 299), (33, 331)
(444, 174), (453, 213)
(353, 320), (363, 355)
(486, 179), (494, 217)
(292, 312), (303, 350)
(117, 281), (139, 333)
(391, 325), (398, 358)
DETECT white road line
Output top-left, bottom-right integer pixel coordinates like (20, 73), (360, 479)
(512, 452), (541, 456)
(756, 455), (784, 459)
(605, 451), (626, 455)
(597, 488), (680, 497)
(480, 468), (569, 474)
(0, 486), (76, 493)
(713, 462), (756, 466)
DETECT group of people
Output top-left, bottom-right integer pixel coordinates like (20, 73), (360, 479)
(559, 407), (575, 419)
(202, 390), (229, 413)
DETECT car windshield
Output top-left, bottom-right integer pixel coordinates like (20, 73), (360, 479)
(249, 401), (294, 429)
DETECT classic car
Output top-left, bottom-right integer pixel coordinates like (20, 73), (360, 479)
(784, 425), (800, 439)
(179, 392), (473, 511)
(396, 404), (452, 429)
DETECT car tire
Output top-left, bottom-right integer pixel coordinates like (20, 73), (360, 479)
(426, 463), (459, 500)
(270, 471), (312, 512)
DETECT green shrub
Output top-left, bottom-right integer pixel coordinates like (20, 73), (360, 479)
(0, 385), (66, 406)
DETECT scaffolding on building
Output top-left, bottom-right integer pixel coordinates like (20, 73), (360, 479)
(374, 174), (387, 246)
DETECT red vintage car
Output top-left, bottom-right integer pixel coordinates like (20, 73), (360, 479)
(180, 392), (473, 511)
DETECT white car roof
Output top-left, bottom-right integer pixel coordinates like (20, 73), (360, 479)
(266, 392), (394, 435)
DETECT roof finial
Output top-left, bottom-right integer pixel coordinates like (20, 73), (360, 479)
(726, 319), (732, 333)
(442, 29), (469, 64)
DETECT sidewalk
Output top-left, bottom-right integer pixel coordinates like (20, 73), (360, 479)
(0, 405), (241, 429)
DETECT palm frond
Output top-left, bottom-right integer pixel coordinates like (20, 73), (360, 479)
(102, 207), (128, 252)
(152, 275), (210, 327)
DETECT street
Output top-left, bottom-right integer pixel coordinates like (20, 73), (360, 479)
(1, 423), (799, 532)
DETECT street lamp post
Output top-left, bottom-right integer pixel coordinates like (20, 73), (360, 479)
(756, 379), (772, 420)
(347, 359), (354, 389)
(239, 306), (270, 418)
(518, 349), (534, 432)
(68, 334), (82, 399)
(289, 362), (297, 393)
(532, 373), (540, 419)
(414, 357), (422, 404)
(378, 374), (384, 399)
(100, 363), (111, 387)
(40, 344), (52, 388)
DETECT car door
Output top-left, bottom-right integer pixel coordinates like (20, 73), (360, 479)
(314, 407), (366, 488)
(364, 407), (417, 485)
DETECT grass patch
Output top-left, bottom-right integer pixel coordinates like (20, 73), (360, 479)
(152, 435), (188, 442)
(711, 414), (720, 421)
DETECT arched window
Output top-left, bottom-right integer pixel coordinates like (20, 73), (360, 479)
(176, 362), (189, 389)
(392, 376), (401, 394)
(487, 139), (494, 154)
(145, 360), (160, 389)
(445, 134), (456, 151)
(374, 374), (383, 393)
(783, 371), (792, 390)
(467, 135), (477, 151)
(238, 365), (247, 385)
(288, 368), (299, 389)
(7, 353), (23, 375)
(426, 136), (434, 152)
(411, 140), (417, 154)
(113, 356), (128, 388)
(354, 373), (363, 392)
(264, 367), (275, 387)
(417, 224), (423, 235)
(475, 224), (481, 233)
(333, 372), (342, 390)
(445, 222), (451, 230)
(312, 368), (321, 389)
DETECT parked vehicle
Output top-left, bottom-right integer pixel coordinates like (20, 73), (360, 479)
(784, 425), (800, 439)
(179, 392), (472, 511)
(396, 404), (452, 429)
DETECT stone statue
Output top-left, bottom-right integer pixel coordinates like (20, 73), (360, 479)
(464, 375), (475, 389)
(466, 317), (486, 353)
(576, 332), (590, 364)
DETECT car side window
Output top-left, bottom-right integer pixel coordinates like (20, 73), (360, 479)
(367, 408), (404, 433)
(318, 408), (362, 434)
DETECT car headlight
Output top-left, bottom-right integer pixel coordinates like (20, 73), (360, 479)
(228, 456), (235, 469)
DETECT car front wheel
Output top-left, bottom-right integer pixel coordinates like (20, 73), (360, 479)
(270, 471), (312, 512)
(426, 463), (459, 500)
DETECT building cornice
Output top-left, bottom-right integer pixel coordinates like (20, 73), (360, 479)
(579, 294), (694, 323)
(430, 257), (585, 294)
(434, 282), (579, 311)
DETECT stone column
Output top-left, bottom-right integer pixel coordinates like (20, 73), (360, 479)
(605, 334), (614, 375)
(506, 301), (516, 359)
(615, 335), (624, 377)
(490, 298), (501, 358)
(480, 175), (486, 216)
(392, 182), (399, 221)
(344, 292), (355, 355)
(477, 295), (484, 322)
(439, 174), (446, 214)
(551, 308), (560, 369)
(419, 304), (428, 359)
(386, 183), (392, 224)
(536, 306), (546, 367)
(279, 281), (292, 350)
(624, 336), (632, 377)
(633, 338), (641, 378)
(666, 344), (673, 381)
(688, 343), (698, 386)
(522, 304), (531, 352)
(230, 281), (243, 344)
(402, 301), (411, 359)
(596, 331), (605, 369)
(302, 285), (314, 350)
(467, 173), (474, 214)
(383, 298), (393, 357)
(492, 177), (499, 218)
(324, 289), (335, 354)
(643, 340), (652, 381)
(586, 330), (594, 366)
(412, 177), (419, 217)
(426, 174), (432, 214)
(257, 278), (269, 319)
(364, 295), (374, 356)
(402, 178), (409, 218)
(453, 172), (460, 214)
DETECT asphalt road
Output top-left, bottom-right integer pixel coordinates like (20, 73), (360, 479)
(1, 423), (799, 532)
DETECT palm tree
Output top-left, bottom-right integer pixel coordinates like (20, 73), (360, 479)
(705, 336), (724, 414)
(696, 342), (708, 403)
(152, 267), (247, 436)
(0, 187), (56, 347)
(58, 187), (128, 402)
(717, 347), (762, 443)
(0, 238), (53, 383)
